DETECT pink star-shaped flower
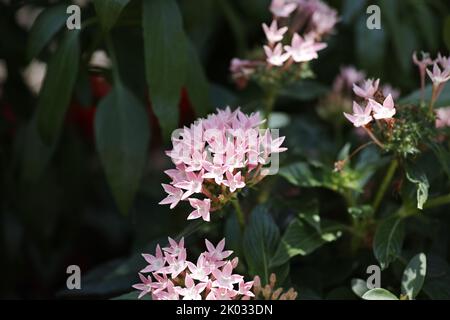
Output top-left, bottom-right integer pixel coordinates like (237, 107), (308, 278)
(158, 184), (184, 209)
(188, 198), (211, 222)
(175, 274), (208, 300)
(140, 244), (165, 273)
(368, 94), (396, 120)
(162, 237), (185, 257)
(204, 238), (233, 262)
(343, 101), (373, 127)
(284, 33), (327, 63)
(427, 63), (450, 85)
(222, 171), (246, 192)
(270, 0), (297, 17)
(264, 43), (290, 67)
(174, 170), (204, 200)
(212, 261), (243, 290)
(262, 20), (288, 44)
(353, 78), (380, 99)
(132, 273), (156, 299)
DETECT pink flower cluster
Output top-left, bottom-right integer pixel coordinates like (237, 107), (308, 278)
(230, 0), (336, 85)
(344, 77), (397, 127)
(413, 52), (450, 104)
(159, 107), (287, 222)
(132, 238), (254, 300)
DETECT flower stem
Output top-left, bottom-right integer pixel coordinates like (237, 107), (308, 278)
(372, 159), (398, 213)
(363, 126), (385, 149)
(231, 198), (245, 230)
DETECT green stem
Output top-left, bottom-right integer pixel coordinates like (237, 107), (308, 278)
(231, 198), (245, 230)
(372, 159), (398, 213)
(399, 192), (450, 218)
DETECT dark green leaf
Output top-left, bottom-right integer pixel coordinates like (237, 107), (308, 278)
(405, 165), (429, 210)
(37, 30), (80, 144)
(93, 0), (130, 32)
(270, 219), (343, 267)
(185, 41), (211, 117)
(243, 205), (280, 284)
(362, 288), (399, 300)
(95, 81), (150, 215)
(401, 253), (427, 300)
(373, 215), (405, 269)
(143, 0), (188, 137)
(400, 85), (450, 107)
(27, 4), (67, 60)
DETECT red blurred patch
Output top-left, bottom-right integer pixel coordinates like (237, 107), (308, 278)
(89, 74), (111, 101)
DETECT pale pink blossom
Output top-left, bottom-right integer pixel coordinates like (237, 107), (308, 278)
(264, 43), (290, 66)
(436, 107), (450, 128)
(132, 273), (155, 299)
(333, 66), (366, 93)
(160, 108), (287, 222)
(162, 237), (185, 257)
(368, 94), (396, 120)
(222, 171), (246, 192)
(204, 238), (233, 262)
(212, 261), (244, 290)
(343, 101), (373, 127)
(427, 63), (450, 85)
(381, 84), (400, 100)
(188, 198), (211, 222)
(158, 184), (184, 209)
(270, 0), (297, 17)
(353, 78), (380, 99)
(133, 237), (253, 300)
(262, 20), (288, 44)
(436, 53), (450, 71)
(175, 274), (208, 300)
(284, 33), (327, 63)
(310, 5), (339, 36)
(141, 245), (165, 273)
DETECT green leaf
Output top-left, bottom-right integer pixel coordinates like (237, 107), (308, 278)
(280, 80), (329, 101)
(243, 205), (280, 284)
(362, 288), (399, 300)
(351, 278), (370, 298)
(373, 215), (405, 270)
(143, 0), (188, 137)
(37, 30), (80, 144)
(443, 15), (450, 51)
(27, 5), (68, 60)
(270, 219), (343, 268)
(185, 41), (211, 117)
(401, 253), (427, 300)
(95, 81), (150, 215)
(400, 85), (450, 107)
(405, 165), (429, 210)
(93, 0), (130, 32)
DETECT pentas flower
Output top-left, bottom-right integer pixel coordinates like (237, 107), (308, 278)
(436, 107), (450, 128)
(436, 53), (450, 71)
(427, 63), (450, 85)
(368, 94), (396, 120)
(353, 78), (380, 100)
(262, 20), (288, 44)
(310, 4), (339, 36)
(332, 66), (366, 94)
(284, 33), (327, 63)
(160, 107), (287, 222)
(343, 101), (373, 127)
(133, 238), (254, 300)
(413, 51), (434, 96)
(264, 43), (290, 66)
(270, 0), (297, 17)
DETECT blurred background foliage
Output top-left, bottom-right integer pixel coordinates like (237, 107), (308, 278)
(0, 0), (450, 299)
